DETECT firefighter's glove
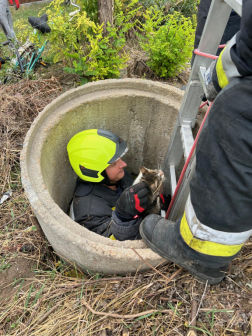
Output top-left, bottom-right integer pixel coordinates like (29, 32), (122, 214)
(203, 59), (219, 102)
(160, 193), (171, 212)
(115, 182), (149, 218)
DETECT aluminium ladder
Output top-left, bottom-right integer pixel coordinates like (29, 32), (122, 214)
(162, 0), (242, 221)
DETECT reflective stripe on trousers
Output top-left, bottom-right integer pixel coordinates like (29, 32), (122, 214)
(216, 35), (241, 89)
(180, 195), (252, 257)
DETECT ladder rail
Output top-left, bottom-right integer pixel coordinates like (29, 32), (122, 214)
(224, 0), (242, 16)
(168, 156), (196, 221)
(163, 0), (242, 221)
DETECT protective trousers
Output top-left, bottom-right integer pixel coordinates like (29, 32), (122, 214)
(177, 0), (252, 268)
(139, 0), (252, 284)
(0, 0), (16, 40)
(177, 76), (252, 268)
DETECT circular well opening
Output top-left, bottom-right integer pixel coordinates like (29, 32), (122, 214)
(21, 79), (183, 274)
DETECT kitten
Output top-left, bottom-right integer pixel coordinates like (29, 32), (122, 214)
(133, 166), (164, 217)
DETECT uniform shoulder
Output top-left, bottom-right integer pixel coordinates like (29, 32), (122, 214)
(74, 179), (93, 197)
(73, 190), (113, 218)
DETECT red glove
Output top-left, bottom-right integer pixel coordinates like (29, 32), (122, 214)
(160, 193), (171, 212)
(115, 182), (149, 218)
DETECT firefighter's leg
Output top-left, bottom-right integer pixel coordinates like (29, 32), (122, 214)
(140, 216), (231, 284)
(0, 0), (16, 40)
(140, 77), (252, 284)
(6, 2), (15, 33)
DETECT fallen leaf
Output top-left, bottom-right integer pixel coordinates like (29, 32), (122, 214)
(0, 190), (12, 205)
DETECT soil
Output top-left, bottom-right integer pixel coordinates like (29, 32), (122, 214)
(0, 257), (36, 303)
(35, 62), (80, 90)
(35, 60), (190, 90)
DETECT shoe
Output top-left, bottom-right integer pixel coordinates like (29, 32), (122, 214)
(140, 215), (227, 284)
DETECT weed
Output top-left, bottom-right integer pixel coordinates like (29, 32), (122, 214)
(12, 278), (25, 287)
(166, 301), (181, 317)
(0, 257), (11, 272)
(15, 279), (25, 300)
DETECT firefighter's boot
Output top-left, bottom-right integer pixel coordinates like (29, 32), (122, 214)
(140, 214), (235, 284)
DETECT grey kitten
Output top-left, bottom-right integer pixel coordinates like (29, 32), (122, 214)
(133, 166), (164, 218)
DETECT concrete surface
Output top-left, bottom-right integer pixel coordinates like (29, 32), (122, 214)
(21, 78), (183, 274)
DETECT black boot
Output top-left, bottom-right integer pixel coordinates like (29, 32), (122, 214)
(140, 215), (228, 284)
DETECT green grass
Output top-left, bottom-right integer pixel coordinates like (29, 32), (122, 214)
(0, 256), (11, 272)
(0, 2), (48, 43)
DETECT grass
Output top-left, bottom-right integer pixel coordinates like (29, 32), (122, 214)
(0, 257), (11, 272)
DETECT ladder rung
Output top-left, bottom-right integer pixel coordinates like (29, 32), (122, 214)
(169, 165), (177, 197)
(224, 0), (242, 16)
(180, 123), (194, 160)
(198, 66), (207, 97)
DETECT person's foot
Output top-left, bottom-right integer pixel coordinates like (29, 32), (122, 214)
(140, 215), (227, 284)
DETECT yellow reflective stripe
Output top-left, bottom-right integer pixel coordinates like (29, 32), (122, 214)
(111, 207), (115, 210)
(216, 49), (229, 89)
(180, 213), (243, 257)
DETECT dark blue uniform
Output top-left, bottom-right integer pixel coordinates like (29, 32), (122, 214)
(70, 170), (142, 241)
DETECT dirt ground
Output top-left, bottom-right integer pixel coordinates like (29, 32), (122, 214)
(0, 257), (36, 302)
(0, 66), (252, 335)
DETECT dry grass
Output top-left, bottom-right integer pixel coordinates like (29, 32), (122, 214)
(0, 251), (251, 335)
(0, 79), (252, 335)
(0, 77), (62, 195)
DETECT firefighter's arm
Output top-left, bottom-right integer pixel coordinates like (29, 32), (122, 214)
(110, 182), (149, 241)
(78, 213), (142, 241)
(115, 182), (149, 218)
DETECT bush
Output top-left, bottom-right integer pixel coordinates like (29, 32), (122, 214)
(116, 0), (199, 22)
(15, 0), (196, 82)
(16, 0), (139, 83)
(139, 9), (195, 78)
(147, 0), (199, 17)
(78, 0), (98, 23)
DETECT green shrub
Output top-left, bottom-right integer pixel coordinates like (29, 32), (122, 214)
(175, 0), (200, 17)
(78, 0), (98, 23)
(139, 9), (195, 78)
(115, 0), (199, 23)
(16, 0), (139, 83)
(153, 0), (199, 17)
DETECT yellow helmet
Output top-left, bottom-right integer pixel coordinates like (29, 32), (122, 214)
(67, 129), (128, 182)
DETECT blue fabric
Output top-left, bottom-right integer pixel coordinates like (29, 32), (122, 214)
(111, 211), (142, 240)
(115, 211), (134, 223)
(116, 186), (123, 196)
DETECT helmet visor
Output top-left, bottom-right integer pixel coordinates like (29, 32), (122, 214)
(108, 138), (128, 164)
(97, 129), (128, 164)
